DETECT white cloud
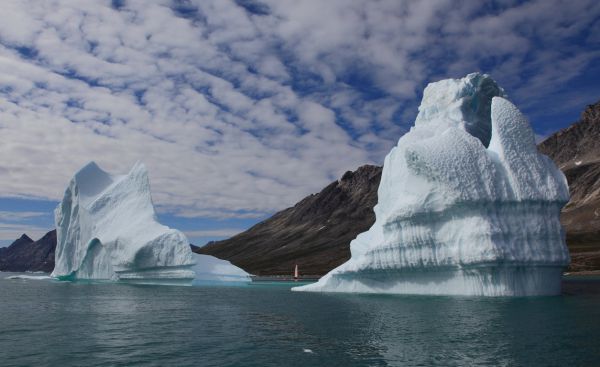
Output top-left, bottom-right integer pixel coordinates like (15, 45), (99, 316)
(0, 211), (47, 221)
(0, 210), (51, 244)
(0, 223), (49, 242)
(0, 0), (598, 220)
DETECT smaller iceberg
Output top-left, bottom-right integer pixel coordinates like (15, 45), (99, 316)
(191, 253), (250, 284)
(52, 162), (196, 285)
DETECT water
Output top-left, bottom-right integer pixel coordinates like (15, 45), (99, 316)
(1, 273), (599, 367)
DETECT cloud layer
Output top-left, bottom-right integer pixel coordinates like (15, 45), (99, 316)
(0, 210), (51, 242)
(1, 0), (598, 219)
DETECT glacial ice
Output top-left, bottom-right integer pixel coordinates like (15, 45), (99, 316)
(191, 253), (250, 283)
(51, 162), (196, 285)
(293, 73), (570, 296)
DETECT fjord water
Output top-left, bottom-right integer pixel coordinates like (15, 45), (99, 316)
(1, 273), (599, 366)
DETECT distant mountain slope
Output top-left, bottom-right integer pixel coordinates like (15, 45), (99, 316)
(538, 100), (600, 272)
(199, 100), (600, 276)
(538, 100), (600, 169)
(2, 102), (598, 275)
(196, 165), (382, 275)
(0, 230), (56, 273)
(0, 234), (34, 270)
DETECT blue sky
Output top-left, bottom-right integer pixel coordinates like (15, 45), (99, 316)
(1, 0), (599, 246)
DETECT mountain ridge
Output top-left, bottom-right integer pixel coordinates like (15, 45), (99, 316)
(196, 164), (382, 275)
(0, 230), (56, 273)
(538, 100), (600, 272)
(3, 100), (599, 275)
(199, 99), (600, 275)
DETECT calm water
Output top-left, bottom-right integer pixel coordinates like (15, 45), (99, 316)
(1, 273), (599, 367)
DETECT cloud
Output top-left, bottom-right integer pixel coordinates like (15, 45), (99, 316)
(0, 222), (49, 242)
(0, 209), (52, 243)
(0, 211), (47, 221)
(0, 0), (598, 220)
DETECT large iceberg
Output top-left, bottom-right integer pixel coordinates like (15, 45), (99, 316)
(294, 73), (570, 296)
(51, 162), (196, 285)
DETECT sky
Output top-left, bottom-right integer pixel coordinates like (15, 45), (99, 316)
(0, 0), (599, 246)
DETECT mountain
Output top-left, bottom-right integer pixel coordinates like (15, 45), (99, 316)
(198, 100), (600, 276)
(0, 234), (34, 269)
(2, 102), (598, 275)
(538, 100), (600, 272)
(0, 230), (56, 273)
(196, 165), (382, 275)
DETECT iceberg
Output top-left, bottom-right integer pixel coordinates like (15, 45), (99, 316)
(191, 253), (250, 283)
(51, 162), (196, 285)
(293, 73), (570, 296)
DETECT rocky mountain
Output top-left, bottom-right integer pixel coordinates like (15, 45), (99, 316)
(0, 230), (56, 273)
(3, 101), (598, 275)
(199, 100), (600, 276)
(538, 100), (600, 272)
(196, 165), (382, 275)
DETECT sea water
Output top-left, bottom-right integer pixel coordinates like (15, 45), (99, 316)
(0, 272), (599, 366)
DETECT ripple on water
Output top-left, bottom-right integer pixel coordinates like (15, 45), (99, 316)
(0, 275), (599, 366)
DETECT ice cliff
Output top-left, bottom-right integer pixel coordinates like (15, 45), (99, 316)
(293, 73), (570, 296)
(51, 162), (196, 284)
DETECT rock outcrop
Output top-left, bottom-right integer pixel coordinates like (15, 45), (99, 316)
(196, 165), (382, 275)
(538, 100), (600, 272)
(0, 230), (56, 273)
(3, 101), (598, 277)
(199, 99), (600, 278)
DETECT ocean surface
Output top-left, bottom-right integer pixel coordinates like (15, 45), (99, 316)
(1, 272), (599, 367)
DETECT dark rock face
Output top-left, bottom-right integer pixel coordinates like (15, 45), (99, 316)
(199, 100), (600, 276)
(196, 165), (382, 275)
(538, 100), (600, 169)
(2, 102), (598, 275)
(0, 230), (56, 273)
(539, 100), (600, 272)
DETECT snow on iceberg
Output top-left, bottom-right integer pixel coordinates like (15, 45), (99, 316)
(293, 73), (570, 296)
(191, 253), (250, 284)
(51, 162), (196, 285)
